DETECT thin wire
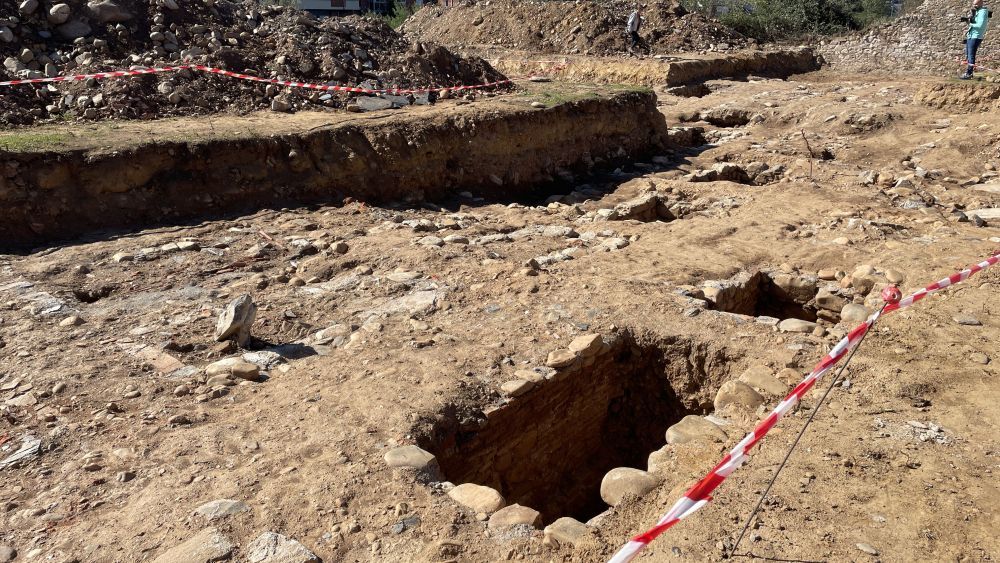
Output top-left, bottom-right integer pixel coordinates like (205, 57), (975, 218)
(729, 303), (889, 559)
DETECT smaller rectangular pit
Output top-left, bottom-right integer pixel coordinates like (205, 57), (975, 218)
(703, 270), (819, 322)
(419, 333), (729, 524)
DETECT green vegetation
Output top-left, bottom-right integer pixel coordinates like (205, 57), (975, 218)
(681, 0), (905, 41)
(0, 132), (70, 152)
(381, 3), (415, 29)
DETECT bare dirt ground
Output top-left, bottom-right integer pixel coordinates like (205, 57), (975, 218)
(2, 63), (1000, 563)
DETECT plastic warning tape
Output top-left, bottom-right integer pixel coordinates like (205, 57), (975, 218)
(609, 250), (1000, 563)
(0, 64), (513, 95)
(957, 58), (1000, 73)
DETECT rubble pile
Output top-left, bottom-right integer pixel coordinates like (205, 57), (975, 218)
(0, 0), (505, 125)
(402, 0), (750, 57)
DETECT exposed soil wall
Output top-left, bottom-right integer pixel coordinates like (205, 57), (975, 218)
(0, 91), (675, 249)
(488, 48), (823, 88)
(663, 48), (823, 86)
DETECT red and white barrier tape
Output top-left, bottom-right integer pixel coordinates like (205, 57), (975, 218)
(0, 64), (513, 95)
(609, 250), (1000, 563)
(957, 58), (1000, 73)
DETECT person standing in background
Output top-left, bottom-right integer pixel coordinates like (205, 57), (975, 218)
(626, 6), (642, 54)
(961, 0), (991, 79)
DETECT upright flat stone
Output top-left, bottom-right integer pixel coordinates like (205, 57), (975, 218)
(739, 366), (789, 396)
(714, 380), (765, 411)
(447, 483), (506, 515)
(600, 467), (659, 506)
(544, 517), (590, 547)
(246, 532), (319, 563)
(152, 528), (234, 563)
(487, 504), (541, 529)
(214, 294), (256, 346)
(666, 415), (727, 444)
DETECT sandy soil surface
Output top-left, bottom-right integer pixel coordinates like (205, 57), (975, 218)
(1, 66), (999, 563)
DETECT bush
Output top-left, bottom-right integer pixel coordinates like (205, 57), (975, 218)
(382, 3), (415, 29)
(714, 0), (891, 41)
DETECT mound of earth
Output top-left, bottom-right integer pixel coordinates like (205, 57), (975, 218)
(0, 0), (506, 126)
(820, 0), (983, 74)
(402, 0), (750, 56)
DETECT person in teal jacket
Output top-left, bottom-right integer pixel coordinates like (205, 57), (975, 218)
(961, 0), (991, 79)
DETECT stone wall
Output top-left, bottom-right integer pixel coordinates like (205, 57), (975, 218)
(819, 0), (979, 75)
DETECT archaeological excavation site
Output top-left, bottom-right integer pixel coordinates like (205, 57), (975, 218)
(1, 0), (999, 562)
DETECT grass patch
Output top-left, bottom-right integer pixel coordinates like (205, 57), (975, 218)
(516, 82), (652, 107)
(0, 132), (71, 152)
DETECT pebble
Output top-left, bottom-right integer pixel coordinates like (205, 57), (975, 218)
(59, 315), (84, 326)
(193, 499), (250, 520)
(954, 315), (982, 326)
(173, 384), (190, 397)
(167, 414), (191, 425)
(856, 543), (879, 555)
(970, 352), (990, 365)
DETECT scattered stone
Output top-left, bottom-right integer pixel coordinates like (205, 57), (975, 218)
(167, 414), (190, 425)
(856, 543), (879, 556)
(0, 437), (42, 470)
(600, 467), (659, 506)
(246, 531), (320, 563)
(954, 315), (982, 326)
(840, 303), (871, 324)
(230, 360), (262, 381)
(970, 352), (990, 365)
(714, 380), (765, 411)
(543, 517), (590, 547)
(0, 546), (15, 562)
(152, 527), (234, 563)
(59, 315), (84, 327)
(48, 3), (72, 25)
(214, 294), (257, 347)
(193, 499), (250, 520)
(487, 504), (542, 529)
(666, 415), (727, 444)
(447, 483), (506, 515)
(738, 366), (788, 395)
(884, 269), (904, 283)
(777, 318), (818, 333)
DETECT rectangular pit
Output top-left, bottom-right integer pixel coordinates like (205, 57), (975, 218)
(420, 333), (730, 524)
(0, 89), (680, 250)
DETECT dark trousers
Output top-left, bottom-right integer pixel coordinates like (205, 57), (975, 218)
(629, 31), (640, 49)
(967, 38), (982, 74)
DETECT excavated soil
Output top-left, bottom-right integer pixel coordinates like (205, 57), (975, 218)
(402, 0), (749, 57)
(1, 59), (1000, 563)
(0, 0), (505, 126)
